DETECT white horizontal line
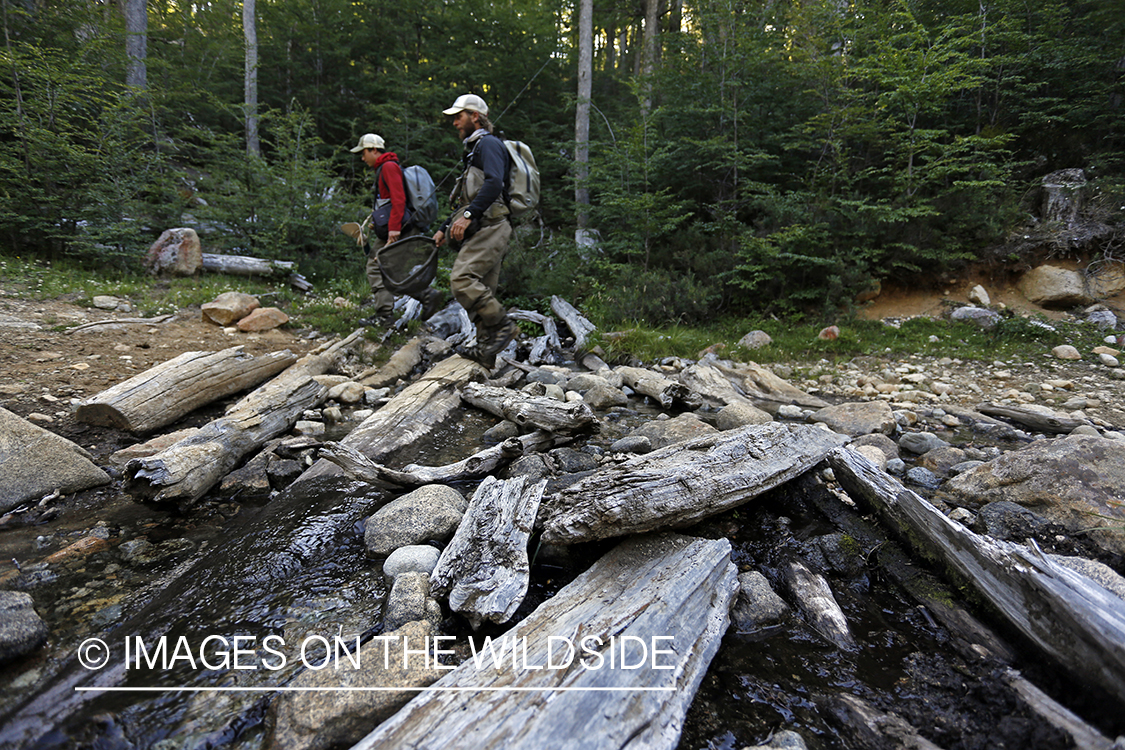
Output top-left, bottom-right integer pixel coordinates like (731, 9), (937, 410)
(76, 686), (676, 693)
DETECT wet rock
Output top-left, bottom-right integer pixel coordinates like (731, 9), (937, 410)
(813, 533), (866, 577)
(266, 620), (443, 750)
(383, 545), (442, 580)
(807, 401), (895, 437)
(609, 435), (652, 454)
(503, 454), (553, 483)
(0, 591), (49, 664)
(731, 571), (791, 630)
(625, 412), (719, 449)
(548, 447), (599, 474)
(974, 501), (1048, 541)
(918, 446), (966, 477)
(201, 291), (259, 326)
(941, 434), (1125, 555)
(715, 402), (773, 430)
(364, 486), (466, 556)
(384, 572), (443, 631)
(851, 432), (899, 459)
(744, 729), (809, 750)
(117, 538), (195, 565)
(0, 406), (111, 513)
(899, 431), (950, 455)
(483, 420), (520, 442)
(267, 456), (304, 489)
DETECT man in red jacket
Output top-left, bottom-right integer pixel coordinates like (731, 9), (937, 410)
(351, 133), (439, 327)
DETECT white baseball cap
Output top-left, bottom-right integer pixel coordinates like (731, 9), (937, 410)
(443, 94), (489, 116)
(349, 133), (386, 152)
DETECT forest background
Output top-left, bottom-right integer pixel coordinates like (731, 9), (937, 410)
(1, 0), (1123, 326)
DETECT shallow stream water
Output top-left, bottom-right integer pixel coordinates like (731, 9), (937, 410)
(1, 406), (1122, 749)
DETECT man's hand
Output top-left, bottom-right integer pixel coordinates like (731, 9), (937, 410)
(450, 214), (471, 242)
(433, 230), (446, 248)
(386, 231), (400, 245)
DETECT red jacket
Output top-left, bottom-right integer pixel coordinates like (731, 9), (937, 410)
(374, 151), (408, 232)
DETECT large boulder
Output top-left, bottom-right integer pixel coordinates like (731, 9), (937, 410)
(144, 228), (202, 276)
(201, 292), (260, 326)
(364, 485), (467, 556)
(0, 591), (49, 663)
(0, 407), (110, 513)
(940, 435), (1125, 555)
(1017, 265), (1093, 308)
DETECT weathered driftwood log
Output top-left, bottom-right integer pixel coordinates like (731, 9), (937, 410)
(975, 402), (1092, 434)
(616, 364), (703, 410)
(430, 475), (547, 629)
(815, 693), (945, 750)
(120, 331), (365, 507)
(124, 377), (327, 509)
(939, 405), (1019, 439)
(539, 422), (848, 544)
(461, 382), (600, 436)
(356, 336), (426, 388)
(509, 309), (561, 349)
(319, 431), (557, 487)
(781, 558), (855, 650)
(827, 445), (1125, 706)
(677, 360), (760, 410)
(200, 252), (312, 293)
(295, 355), (484, 484)
(1002, 668), (1120, 750)
(709, 356), (829, 412)
(550, 295), (595, 351)
(75, 347), (296, 433)
(65, 314), (174, 334)
(351, 533), (738, 750)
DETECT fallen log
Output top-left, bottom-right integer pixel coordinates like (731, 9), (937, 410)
(461, 382), (600, 436)
(677, 360), (758, 410)
(708, 356), (829, 412)
(616, 364), (702, 411)
(75, 347), (297, 433)
(975, 402), (1092, 434)
(539, 422), (848, 544)
(430, 475), (547, 629)
(781, 558), (855, 650)
(124, 377), (327, 509)
(815, 692), (945, 750)
(201, 252), (312, 293)
(294, 355), (484, 484)
(350, 533), (738, 750)
(509, 309), (561, 349)
(356, 336), (426, 388)
(120, 331), (365, 507)
(1002, 668), (1120, 750)
(65, 314), (174, 334)
(550, 295), (595, 351)
(827, 445), (1125, 706)
(320, 431), (557, 487)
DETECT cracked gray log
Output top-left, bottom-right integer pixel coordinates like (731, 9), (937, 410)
(120, 331), (365, 507)
(827, 445), (1125, 706)
(351, 533), (738, 750)
(509, 309), (561, 348)
(356, 336), (426, 389)
(430, 475), (546, 629)
(815, 692), (945, 750)
(295, 355), (483, 484)
(782, 558), (855, 650)
(320, 431), (557, 487)
(550, 294), (595, 350)
(677, 360), (758, 410)
(539, 422), (848, 544)
(461, 382), (599, 436)
(975, 402), (1092, 434)
(616, 365), (702, 410)
(200, 252), (312, 292)
(124, 377), (327, 509)
(75, 346), (296, 433)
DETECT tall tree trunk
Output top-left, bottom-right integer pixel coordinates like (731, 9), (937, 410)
(574, 0), (593, 230)
(243, 0), (259, 156)
(124, 0), (147, 90)
(641, 0), (659, 114)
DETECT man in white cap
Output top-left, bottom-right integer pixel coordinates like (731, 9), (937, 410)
(349, 132), (440, 327)
(433, 94), (518, 368)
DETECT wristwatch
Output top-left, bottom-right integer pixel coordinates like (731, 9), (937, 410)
(463, 210), (473, 220)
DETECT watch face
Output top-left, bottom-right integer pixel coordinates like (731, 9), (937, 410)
(464, 211), (472, 219)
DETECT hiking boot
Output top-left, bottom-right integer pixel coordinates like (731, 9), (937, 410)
(419, 288), (446, 320)
(461, 316), (518, 369)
